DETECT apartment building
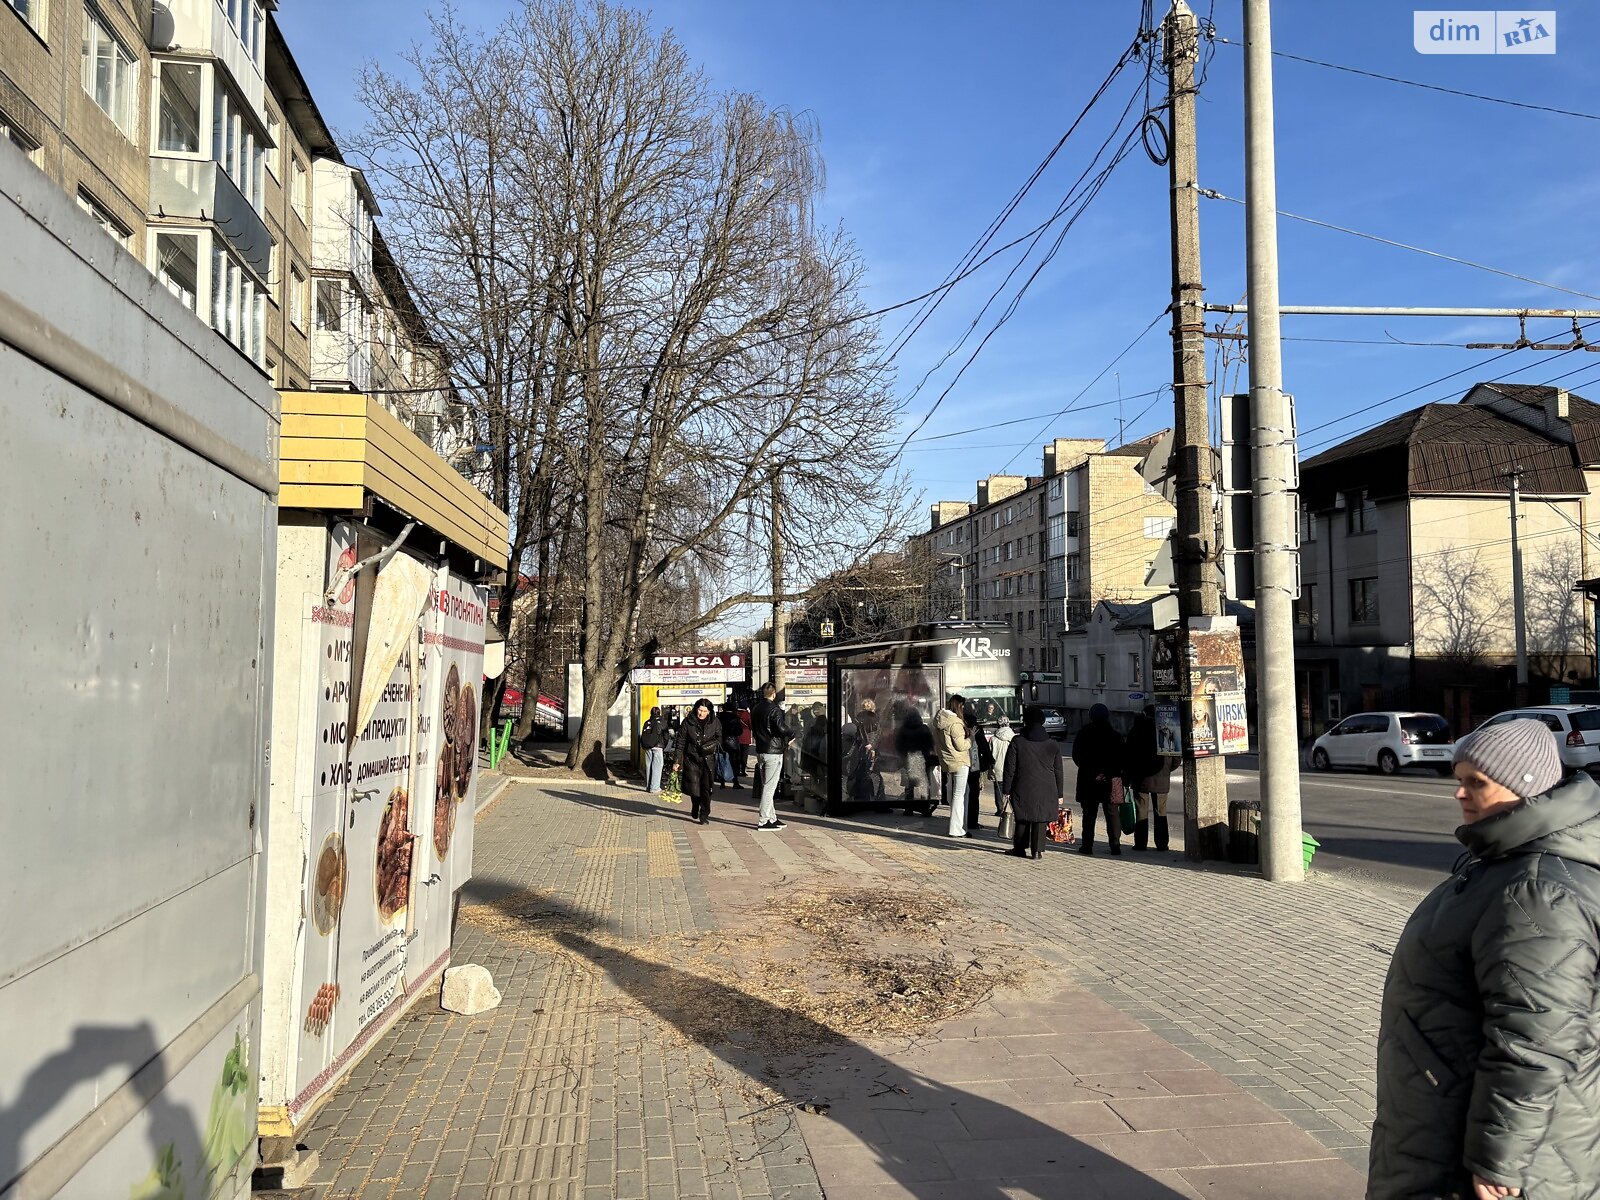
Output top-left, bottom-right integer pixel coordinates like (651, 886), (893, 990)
(2, 0), (151, 251)
(915, 432), (1177, 701)
(1297, 382), (1597, 735)
(1, 2), (472, 464)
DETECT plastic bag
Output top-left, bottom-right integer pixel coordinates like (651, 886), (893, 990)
(660, 768), (684, 805)
(1046, 806), (1075, 844)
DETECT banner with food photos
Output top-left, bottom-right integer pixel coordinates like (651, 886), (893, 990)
(289, 524), (487, 1111)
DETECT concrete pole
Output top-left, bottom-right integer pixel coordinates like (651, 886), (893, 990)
(1243, 0), (1304, 881)
(1164, 0), (1229, 860)
(1509, 467), (1529, 699)
(772, 483), (788, 692)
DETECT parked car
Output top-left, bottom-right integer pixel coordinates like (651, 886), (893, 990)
(1040, 708), (1068, 739)
(1310, 711), (1455, 776)
(1474, 705), (1600, 776)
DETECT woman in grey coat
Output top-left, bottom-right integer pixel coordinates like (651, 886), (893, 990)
(1369, 718), (1600, 1200)
(1001, 706), (1065, 860)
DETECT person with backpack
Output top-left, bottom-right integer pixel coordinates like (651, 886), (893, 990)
(640, 706), (668, 794)
(749, 682), (792, 831)
(717, 701), (742, 790)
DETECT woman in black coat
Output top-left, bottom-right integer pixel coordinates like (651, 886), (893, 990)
(675, 698), (722, 824)
(1072, 703), (1124, 856)
(1001, 706), (1065, 859)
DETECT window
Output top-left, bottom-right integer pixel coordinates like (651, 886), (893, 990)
(267, 234), (278, 289)
(81, 6), (139, 137)
(1004, 542), (1014, 562)
(1, 110), (40, 163)
(1004, 577), (1014, 597)
(1346, 489), (1376, 534)
(1295, 583), (1317, 628)
(1349, 577), (1379, 625)
(291, 157), (308, 222)
(265, 108), (281, 178)
(157, 61), (202, 153)
(6, 0), (46, 36)
(289, 264), (306, 329)
(1066, 553), (1081, 583)
(1070, 655), (1080, 686)
(76, 190), (129, 246)
(1027, 611), (1035, 631)
(1144, 515), (1175, 540)
(208, 237), (265, 364)
(1005, 504), (1014, 524)
(1096, 654), (1107, 687)
(1066, 511), (1081, 537)
(315, 277), (343, 331)
(154, 231), (199, 311)
(1299, 503), (1317, 544)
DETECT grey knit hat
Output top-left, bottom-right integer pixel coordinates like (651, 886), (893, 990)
(1453, 719), (1564, 798)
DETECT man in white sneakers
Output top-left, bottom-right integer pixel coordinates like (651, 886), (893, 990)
(750, 682), (792, 831)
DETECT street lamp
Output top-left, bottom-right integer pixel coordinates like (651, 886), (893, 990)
(940, 555), (968, 622)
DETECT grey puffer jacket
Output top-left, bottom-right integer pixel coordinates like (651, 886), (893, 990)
(1369, 772), (1600, 1199)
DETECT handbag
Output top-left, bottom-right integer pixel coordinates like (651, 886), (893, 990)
(716, 751), (733, 783)
(660, 768), (684, 805)
(1046, 806), (1075, 844)
(1114, 776), (1136, 830)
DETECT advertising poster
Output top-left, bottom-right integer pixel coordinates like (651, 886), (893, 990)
(1152, 629), (1182, 694)
(413, 569), (489, 984)
(290, 530), (487, 1113)
(1217, 691), (1249, 755)
(1155, 703), (1183, 755)
(1189, 695), (1218, 758)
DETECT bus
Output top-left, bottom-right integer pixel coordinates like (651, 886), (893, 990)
(781, 621), (1021, 814)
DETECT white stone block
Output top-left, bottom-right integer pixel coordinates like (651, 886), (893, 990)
(440, 964), (501, 1014)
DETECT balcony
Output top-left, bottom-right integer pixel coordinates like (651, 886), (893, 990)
(149, 156), (270, 280)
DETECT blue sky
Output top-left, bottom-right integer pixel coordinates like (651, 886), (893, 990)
(279, 2), (1600, 517)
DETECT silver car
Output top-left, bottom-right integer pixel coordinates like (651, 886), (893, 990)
(1475, 705), (1600, 775)
(1310, 711), (1456, 776)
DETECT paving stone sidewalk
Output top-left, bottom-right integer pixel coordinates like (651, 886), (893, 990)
(301, 775), (1389, 1197)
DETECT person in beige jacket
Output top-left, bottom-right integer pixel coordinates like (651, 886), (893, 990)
(934, 694), (973, 837)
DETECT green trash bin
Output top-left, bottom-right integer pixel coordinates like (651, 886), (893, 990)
(1302, 832), (1321, 872)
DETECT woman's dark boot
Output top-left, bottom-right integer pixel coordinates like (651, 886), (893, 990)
(1155, 815), (1170, 851)
(1133, 819), (1150, 851)
(1079, 805), (1096, 854)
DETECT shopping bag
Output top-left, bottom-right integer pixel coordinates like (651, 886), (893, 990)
(1113, 777), (1136, 831)
(716, 751), (733, 783)
(1046, 807), (1075, 844)
(660, 769), (684, 805)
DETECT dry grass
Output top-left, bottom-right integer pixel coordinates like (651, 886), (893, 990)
(460, 878), (1030, 1060)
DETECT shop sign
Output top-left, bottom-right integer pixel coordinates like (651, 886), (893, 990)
(630, 651), (748, 684)
(786, 656), (828, 684)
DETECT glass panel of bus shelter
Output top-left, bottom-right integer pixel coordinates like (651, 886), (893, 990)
(840, 663), (943, 807)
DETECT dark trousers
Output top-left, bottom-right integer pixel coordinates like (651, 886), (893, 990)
(734, 744), (748, 777)
(689, 786), (712, 822)
(1012, 820), (1044, 858)
(1080, 797), (1121, 852)
(966, 770), (983, 830)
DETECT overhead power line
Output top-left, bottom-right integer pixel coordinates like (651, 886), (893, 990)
(1212, 37), (1600, 122)
(1197, 189), (1600, 305)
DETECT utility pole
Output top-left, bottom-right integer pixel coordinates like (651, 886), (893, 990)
(1508, 466), (1529, 703)
(1164, 0), (1229, 860)
(1243, 0), (1304, 882)
(771, 482), (788, 693)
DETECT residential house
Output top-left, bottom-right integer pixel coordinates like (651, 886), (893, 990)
(1297, 383), (1596, 736)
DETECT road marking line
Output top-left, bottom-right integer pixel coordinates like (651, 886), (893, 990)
(847, 833), (944, 875)
(749, 831), (807, 872)
(796, 828), (877, 875)
(699, 830), (749, 876)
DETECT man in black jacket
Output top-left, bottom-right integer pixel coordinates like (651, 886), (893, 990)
(749, 683), (792, 831)
(1370, 719), (1600, 1199)
(639, 706), (667, 793)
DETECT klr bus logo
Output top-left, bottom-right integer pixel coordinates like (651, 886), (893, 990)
(1414, 10), (1555, 54)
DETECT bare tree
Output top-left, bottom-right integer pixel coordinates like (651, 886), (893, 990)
(351, 1), (903, 775)
(1526, 538), (1589, 681)
(1413, 547), (1507, 670)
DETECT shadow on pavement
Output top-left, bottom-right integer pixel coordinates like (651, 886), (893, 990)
(549, 927), (1192, 1199)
